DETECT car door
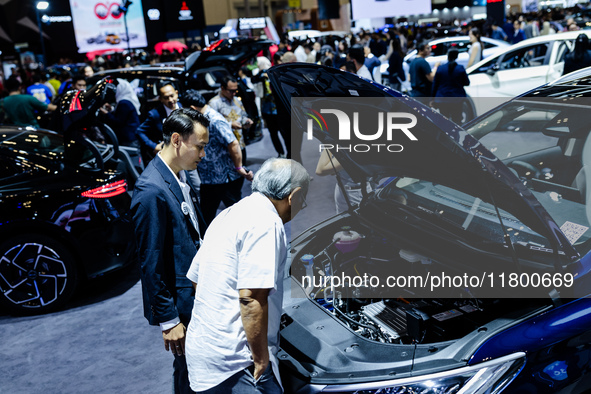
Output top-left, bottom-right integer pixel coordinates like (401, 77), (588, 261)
(469, 42), (552, 98)
(496, 42), (551, 96)
(549, 40), (571, 80)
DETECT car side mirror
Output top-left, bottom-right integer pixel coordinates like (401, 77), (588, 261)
(486, 64), (500, 76)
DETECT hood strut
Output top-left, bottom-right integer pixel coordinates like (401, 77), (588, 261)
(328, 152), (354, 210)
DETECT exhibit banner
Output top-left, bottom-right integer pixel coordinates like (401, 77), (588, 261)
(351, 0), (431, 19)
(69, 0), (148, 53)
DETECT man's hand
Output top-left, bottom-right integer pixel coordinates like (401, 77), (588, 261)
(231, 120), (243, 130)
(163, 322), (186, 356)
(244, 170), (254, 182)
(154, 141), (164, 155)
(237, 167), (254, 181)
(99, 103), (112, 114)
(254, 359), (269, 381)
(243, 118), (254, 129)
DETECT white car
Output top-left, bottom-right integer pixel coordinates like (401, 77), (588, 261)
(405, 36), (510, 68)
(287, 30), (348, 41)
(466, 31), (591, 99)
(381, 36), (509, 77)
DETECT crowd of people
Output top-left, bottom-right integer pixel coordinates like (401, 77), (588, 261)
(0, 4), (589, 131)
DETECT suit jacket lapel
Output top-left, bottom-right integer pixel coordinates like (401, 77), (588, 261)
(157, 104), (168, 122)
(153, 156), (201, 240)
(186, 177), (206, 234)
(158, 102), (183, 122)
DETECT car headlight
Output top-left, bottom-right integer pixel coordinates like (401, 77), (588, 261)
(318, 352), (525, 394)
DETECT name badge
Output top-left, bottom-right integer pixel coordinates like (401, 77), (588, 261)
(181, 202), (190, 216)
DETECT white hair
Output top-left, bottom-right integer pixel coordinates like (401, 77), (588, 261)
(252, 158), (310, 200)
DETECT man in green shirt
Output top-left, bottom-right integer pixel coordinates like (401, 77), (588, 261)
(0, 77), (57, 127)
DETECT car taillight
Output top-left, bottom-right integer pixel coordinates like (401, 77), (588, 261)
(81, 180), (127, 199)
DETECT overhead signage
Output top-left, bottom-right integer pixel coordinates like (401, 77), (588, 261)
(147, 8), (160, 20)
(351, 0), (431, 19)
(178, 1), (193, 21)
(163, 0), (205, 31)
(69, 0), (148, 53)
(487, 0), (505, 26)
(239, 17), (266, 30)
(41, 15), (73, 23)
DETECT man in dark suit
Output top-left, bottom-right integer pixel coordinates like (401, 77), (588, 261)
(130, 108), (209, 394)
(136, 81), (182, 162)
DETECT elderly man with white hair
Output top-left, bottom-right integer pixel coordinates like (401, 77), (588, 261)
(185, 158), (310, 393)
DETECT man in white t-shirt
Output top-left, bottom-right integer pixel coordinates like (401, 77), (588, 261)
(185, 158), (310, 393)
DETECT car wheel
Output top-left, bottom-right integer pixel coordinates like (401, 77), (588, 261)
(0, 235), (78, 315)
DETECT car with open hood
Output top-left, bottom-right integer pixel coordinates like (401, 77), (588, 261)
(266, 63), (591, 393)
(0, 79), (136, 315)
(89, 38), (273, 145)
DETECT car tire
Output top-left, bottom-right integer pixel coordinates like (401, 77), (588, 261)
(0, 235), (78, 315)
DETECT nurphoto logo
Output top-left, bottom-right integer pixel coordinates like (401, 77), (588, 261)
(304, 107), (419, 153)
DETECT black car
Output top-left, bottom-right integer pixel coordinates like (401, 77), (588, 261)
(89, 37), (272, 145)
(0, 80), (135, 315)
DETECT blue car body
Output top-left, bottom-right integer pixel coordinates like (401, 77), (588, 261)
(268, 64), (591, 393)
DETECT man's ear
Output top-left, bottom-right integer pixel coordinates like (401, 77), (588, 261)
(170, 132), (181, 148)
(288, 187), (302, 206)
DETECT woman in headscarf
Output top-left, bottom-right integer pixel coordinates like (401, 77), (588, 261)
(100, 79), (141, 146)
(100, 79), (143, 170)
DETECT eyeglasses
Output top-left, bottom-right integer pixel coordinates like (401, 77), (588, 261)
(225, 88), (238, 94)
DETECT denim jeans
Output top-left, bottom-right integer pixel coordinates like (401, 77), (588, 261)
(173, 354), (195, 394)
(197, 364), (281, 394)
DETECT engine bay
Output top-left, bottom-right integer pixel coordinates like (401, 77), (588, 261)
(291, 219), (552, 345)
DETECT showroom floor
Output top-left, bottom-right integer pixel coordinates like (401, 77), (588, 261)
(0, 127), (337, 393)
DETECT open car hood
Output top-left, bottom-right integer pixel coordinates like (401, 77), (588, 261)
(59, 78), (116, 133)
(267, 64), (579, 264)
(185, 38), (273, 75)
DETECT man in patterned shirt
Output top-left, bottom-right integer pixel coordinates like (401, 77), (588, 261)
(208, 76), (253, 164)
(183, 90), (254, 227)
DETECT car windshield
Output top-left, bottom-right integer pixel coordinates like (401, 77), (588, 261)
(379, 174), (567, 267)
(465, 98), (591, 256)
(0, 130), (96, 168)
(0, 130), (64, 155)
